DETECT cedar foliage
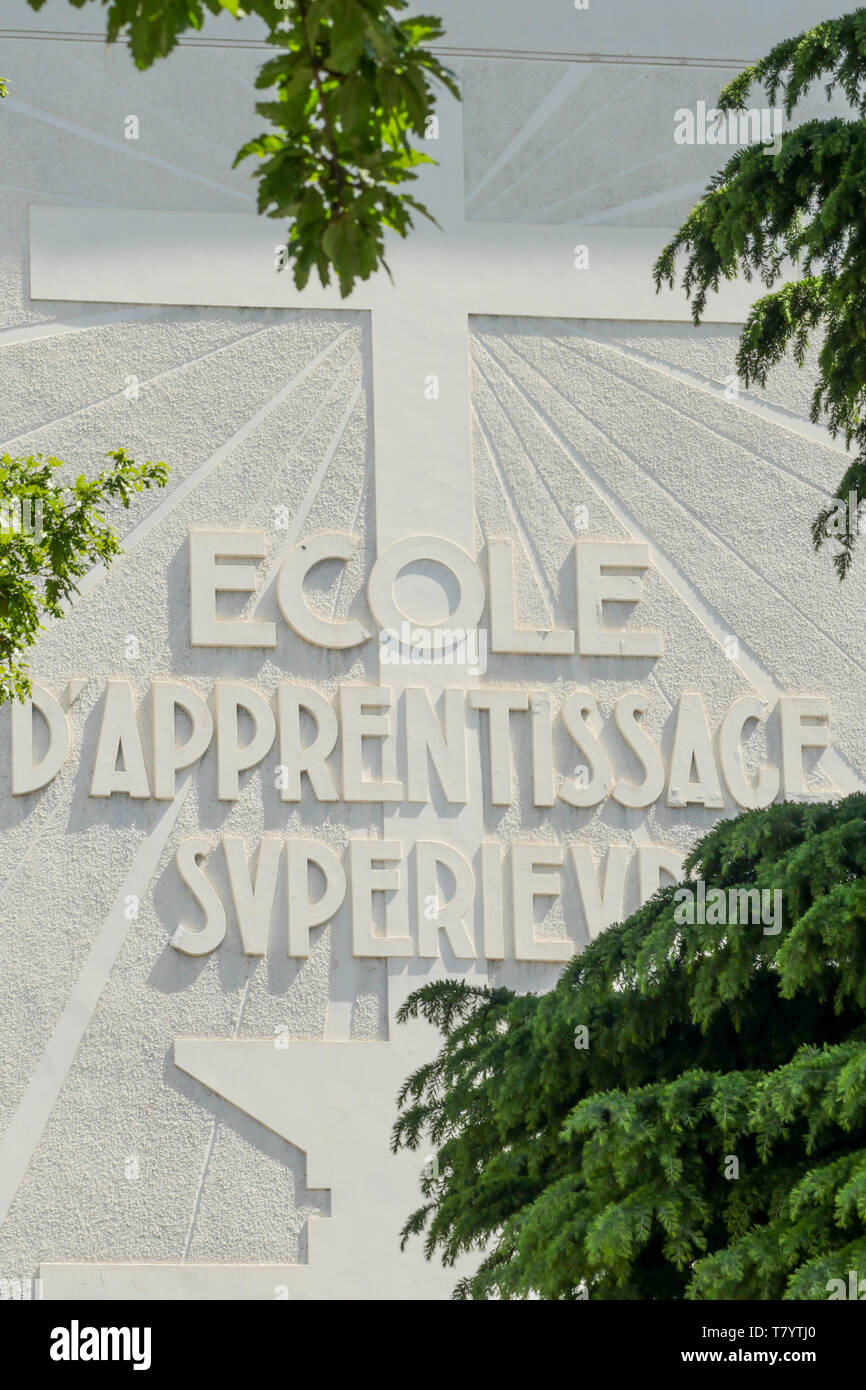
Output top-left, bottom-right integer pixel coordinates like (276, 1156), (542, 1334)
(655, 10), (866, 576)
(394, 796), (866, 1299)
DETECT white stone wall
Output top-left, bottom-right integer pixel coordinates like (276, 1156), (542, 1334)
(0, 0), (862, 1298)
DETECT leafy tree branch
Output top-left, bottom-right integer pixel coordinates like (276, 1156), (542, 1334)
(26, 0), (459, 297)
(655, 10), (866, 577)
(0, 450), (168, 704)
(394, 795), (866, 1299)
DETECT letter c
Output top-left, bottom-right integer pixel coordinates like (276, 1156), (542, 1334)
(277, 533), (370, 649)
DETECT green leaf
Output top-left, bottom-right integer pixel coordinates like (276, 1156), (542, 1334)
(322, 216), (362, 295)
